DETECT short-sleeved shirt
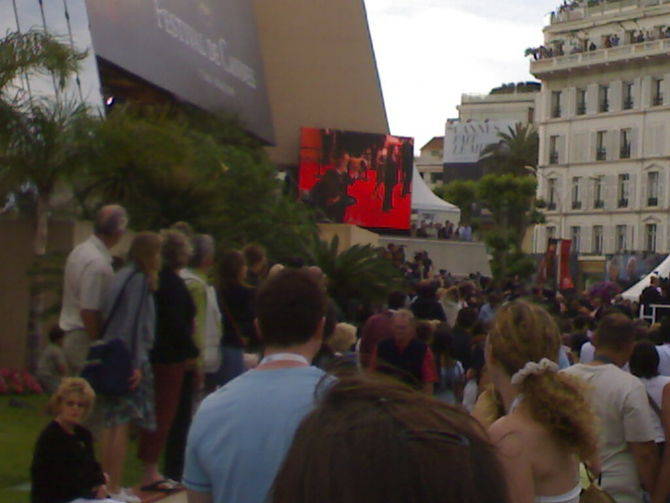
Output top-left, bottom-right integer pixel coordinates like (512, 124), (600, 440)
(656, 344), (670, 376)
(59, 235), (113, 332)
(563, 364), (657, 503)
(184, 366), (326, 503)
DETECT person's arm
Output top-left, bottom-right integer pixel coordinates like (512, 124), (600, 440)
(421, 348), (438, 395)
(188, 490), (213, 503)
(80, 264), (112, 340)
(629, 441), (659, 493)
(489, 418), (535, 503)
(652, 384), (670, 503)
(80, 309), (102, 339)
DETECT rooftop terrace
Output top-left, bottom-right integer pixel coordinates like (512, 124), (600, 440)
(550, 0), (670, 24)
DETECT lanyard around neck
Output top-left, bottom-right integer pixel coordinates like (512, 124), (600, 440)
(259, 352), (310, 366)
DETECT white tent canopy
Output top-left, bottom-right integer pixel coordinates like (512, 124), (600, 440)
(621, 254), (670, 301)
(411, 166), (461, 223)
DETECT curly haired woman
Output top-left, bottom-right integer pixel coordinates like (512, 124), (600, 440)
(486, 300), (600, 503)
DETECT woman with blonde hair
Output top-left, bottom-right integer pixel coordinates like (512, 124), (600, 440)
(31, 378), (115, 503)
(98, 231), (162, 503)
(486, 300), (599, 503)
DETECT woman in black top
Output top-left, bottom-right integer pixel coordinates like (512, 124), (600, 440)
(138, 229), (197, 491)
(216, 250), (257, 385)
(31, 378), (106, 503)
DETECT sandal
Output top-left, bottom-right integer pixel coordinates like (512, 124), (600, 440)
(140, 478), (182, 493)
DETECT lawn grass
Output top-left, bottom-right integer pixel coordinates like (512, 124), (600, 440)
(0, 394), (146, 503)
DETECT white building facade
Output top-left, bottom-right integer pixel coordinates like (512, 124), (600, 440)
(532, 0), (670, 258)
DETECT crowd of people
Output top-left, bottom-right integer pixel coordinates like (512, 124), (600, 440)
(28, 202), (670, 503)
(410, 219), (473, 241)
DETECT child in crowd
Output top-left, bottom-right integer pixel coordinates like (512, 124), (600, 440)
(36, 326), (69, 394)
(31, 378), (123, 503)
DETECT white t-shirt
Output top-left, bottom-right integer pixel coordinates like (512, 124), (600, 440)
(656, 344), (670, 376)
(59, 235), (113, 331)
(579, 341), (595, 364)
(640, 375), (670, 442)
(563, 364), (657, 503)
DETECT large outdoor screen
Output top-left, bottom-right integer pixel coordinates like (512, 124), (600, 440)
(299, 128), (414, 230)
(85, 0), (274, 143)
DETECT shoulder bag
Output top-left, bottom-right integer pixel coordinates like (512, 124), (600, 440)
(81, 271), (146, 396)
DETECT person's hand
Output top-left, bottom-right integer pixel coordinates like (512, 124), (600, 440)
(128, 369), (142, 390)
(94, 484), (108, 499)
(194, 368), (205, 391)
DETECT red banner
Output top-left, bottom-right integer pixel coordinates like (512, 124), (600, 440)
(559, 239), (574, 290)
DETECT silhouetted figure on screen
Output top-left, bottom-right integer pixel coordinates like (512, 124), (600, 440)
(382, 145), (399, 212)
(401, 140), (414, 197)
(310, 151), (355, 222)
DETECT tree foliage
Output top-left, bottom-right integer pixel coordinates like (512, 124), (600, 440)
(435, 179), (477, 224)
(304, 235), (403, 318)
(76, 105), (317, 261)
(479, 123), (538, 176)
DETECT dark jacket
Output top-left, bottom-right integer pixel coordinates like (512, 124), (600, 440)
(376, 338), (428, 389)
(219, 283), (256, 348)
(31, 421), (104, 503)
(151, 267), (198, 364)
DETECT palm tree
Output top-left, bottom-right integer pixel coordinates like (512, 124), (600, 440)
(479, 122), (539, 176)
(0, 30), (88, 370)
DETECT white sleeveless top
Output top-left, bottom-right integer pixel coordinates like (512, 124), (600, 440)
(508, 396), (582, 503)
(641, 375), (670, 442)
(535, 484), (581, 503)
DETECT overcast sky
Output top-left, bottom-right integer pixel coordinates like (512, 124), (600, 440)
(364, 0), (559, 149)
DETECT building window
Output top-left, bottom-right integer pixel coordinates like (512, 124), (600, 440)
(576, 88), (587, 115)
(599, 85), (609, 112)
(572, 177), (581, 209)
(593, 176), (604, 208)
(596, 131), (607, 160)
(618, 173), (630, 208)
(593, 225), (604, 254)
(548, 178), (557, 210)
(653, 78), (664, 106)
(549, 136), (559, 164)
(547, 226), (556, 240)
(645, 223), (657, 252)
(570, 226), (581, 253)
(616, 225), (627, 252)
(620, 128), (631, 159)
(551, 91), (562, 118)
(648, 171), (660, 206)
(623, 81), (634, 110)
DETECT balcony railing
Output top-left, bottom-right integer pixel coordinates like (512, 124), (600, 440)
(576, 103), (587, 115)
(550, 0), (670, 25)
(572, 200), (582, 209)
(653, 94), (664, 106)
(551, 106), (562, 118)
(531, 38), (670, 76)
(620, 143), (631, 159)
(599, 100), (609, 112)
(648, 196), (659, 206)
(548, 201), (557, 210)
(596, 148), (607, 160)
(549, 151), (559, 164)
(594, 199), (605, 208)
(618, 198), (629, 208)
(623, 97), (634, 109)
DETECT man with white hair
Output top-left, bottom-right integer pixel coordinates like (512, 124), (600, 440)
(59, 204), (128, 375)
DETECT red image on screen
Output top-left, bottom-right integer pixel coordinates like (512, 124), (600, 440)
(299, 128), (413, 230)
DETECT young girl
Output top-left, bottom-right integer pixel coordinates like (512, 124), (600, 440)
(31, 378), (121, 503)
(486, 301), (599, 503)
